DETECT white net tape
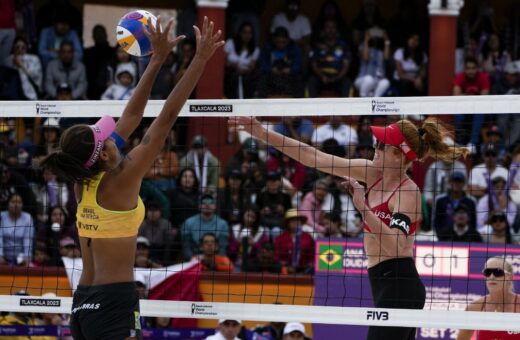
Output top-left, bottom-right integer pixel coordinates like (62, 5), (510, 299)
(1, 96), (520, 336)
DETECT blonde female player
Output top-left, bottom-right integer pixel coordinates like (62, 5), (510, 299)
(230, 116), (467, 339)
(40, 17), (224, 340)
(457, 257), (520, 340)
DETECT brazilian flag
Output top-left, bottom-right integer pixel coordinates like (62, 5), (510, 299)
(318, 244), (344, 271)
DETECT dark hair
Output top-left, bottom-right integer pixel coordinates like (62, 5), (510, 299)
(464, 56), (479, 67)
(182, 39), (196, 52)
(11, 36), (28, 54)
(233, 22), (256, 57)
(7, 192), (23, 205)
(323, 212), (341, 224)
(481, 33), (505, 61)
(200, 232), (217, 244)
(47, 205), (71, 227)
(39, 125), (102, 183)
(489, 212), (512, 244)
(403, 32), (424, 66)
(177, 167), (200, 189)
(59, 40), (74, 52)
(321, 138), (346, 158)
(272, 26), (290, 39)
(243, 204), (260, 231)
(313, 0), (348, 43)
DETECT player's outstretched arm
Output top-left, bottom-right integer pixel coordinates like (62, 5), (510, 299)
(115, 16), (185, 140)
(125, 16), (224, 178)
(229, 116), (377, 183)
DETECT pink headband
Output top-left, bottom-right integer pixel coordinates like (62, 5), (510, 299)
(84, 116), (116, 168)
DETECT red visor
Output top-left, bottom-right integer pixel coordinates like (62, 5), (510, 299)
(370, 123), (417, 161)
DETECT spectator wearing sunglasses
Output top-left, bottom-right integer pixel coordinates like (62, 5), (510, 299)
(457, 257), (519, 340)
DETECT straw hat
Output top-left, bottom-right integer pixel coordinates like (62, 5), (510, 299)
(282, 209), (307, 228)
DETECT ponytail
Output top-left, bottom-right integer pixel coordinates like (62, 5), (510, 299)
(36, 124), (103, 183)
(39, 150), (97, 183)
(398, 118), (468, 163)
(419, 118), (468, 162)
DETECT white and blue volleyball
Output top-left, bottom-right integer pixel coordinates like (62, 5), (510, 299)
(116, 10), (157, 57)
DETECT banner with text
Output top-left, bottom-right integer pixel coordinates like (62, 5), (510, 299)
(313, 240), (520, 340)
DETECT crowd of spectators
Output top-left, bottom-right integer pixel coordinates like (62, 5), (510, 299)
(1, 0), (520, 278)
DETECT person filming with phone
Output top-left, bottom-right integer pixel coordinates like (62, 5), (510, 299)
(354, 26), (391, 97)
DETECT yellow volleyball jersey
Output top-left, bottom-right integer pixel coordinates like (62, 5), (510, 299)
(76, 172), (144, 238)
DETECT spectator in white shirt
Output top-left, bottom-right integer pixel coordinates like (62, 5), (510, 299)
(311, 116), (358, 158)
(0, 193), (34, 265)
(393, 32), (428, 96)
(224, 22), (260, 99)
(270, 0), (311, 46)
(469, 144), (509, 198)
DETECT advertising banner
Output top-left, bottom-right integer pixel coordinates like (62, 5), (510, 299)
(313, 240), (520, 339)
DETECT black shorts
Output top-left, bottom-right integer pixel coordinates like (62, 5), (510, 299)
(366, 257), (426, 340)
(70, 282), (142, 340)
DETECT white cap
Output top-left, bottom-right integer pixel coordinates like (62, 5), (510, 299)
(41, 118), (61, 129)
(136, 236), (150, 247)
(283, 322), (306, 336)
(219, 319), (241, 325)
(42, 292), (57, 298)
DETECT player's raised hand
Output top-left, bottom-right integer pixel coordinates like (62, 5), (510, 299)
(193, 16), (225, 62)
(228, 116), (266, 140)
(145, 16), (185, 62)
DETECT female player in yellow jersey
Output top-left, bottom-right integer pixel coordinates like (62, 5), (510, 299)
(41, 16), (224, 340)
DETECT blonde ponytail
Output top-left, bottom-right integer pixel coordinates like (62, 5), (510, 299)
(397, 118), (468, 163)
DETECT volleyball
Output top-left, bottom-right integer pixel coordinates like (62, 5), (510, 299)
(116, 10), (157, 57)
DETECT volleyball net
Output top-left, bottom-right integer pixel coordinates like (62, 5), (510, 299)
(0, 96), (520, 339)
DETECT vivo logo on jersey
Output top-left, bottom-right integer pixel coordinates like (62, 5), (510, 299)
(366, 310), (389, 321)
(374, 210), (391, 221)
(390, 217), (410, 234)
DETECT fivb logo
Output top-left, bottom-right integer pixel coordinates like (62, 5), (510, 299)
(366, 310), (389, 321)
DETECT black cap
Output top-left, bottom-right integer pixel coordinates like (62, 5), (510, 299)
(450, 171), (465, 182)
(486, 126), (503, 137)
(191, 135), (208, 148)
(483, 144), (498, 156)
(146, 201), (161, 211)
(229, 169), (243, 180)
(454, 204), (470, 214)
(242, 137), (258, 154)
(491, 175), (507, 184)
(490, 211), (507, 222)
(266, 171), (281, 181)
